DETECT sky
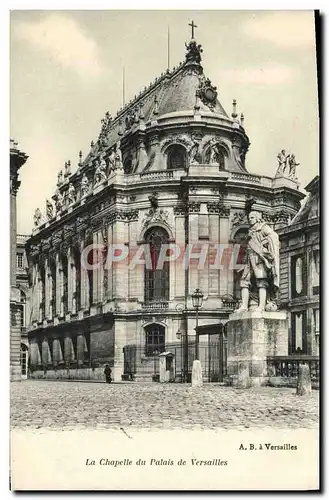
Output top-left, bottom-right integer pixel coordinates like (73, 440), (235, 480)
(10, 10), (319, 235)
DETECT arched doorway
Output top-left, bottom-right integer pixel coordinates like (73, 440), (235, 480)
(20, 343), (28, 379)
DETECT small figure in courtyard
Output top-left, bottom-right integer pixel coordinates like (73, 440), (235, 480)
(235, 210), (280, 313)
(104, 364), (112, 384)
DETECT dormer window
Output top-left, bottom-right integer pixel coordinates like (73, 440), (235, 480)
(166, 145), (187, 170)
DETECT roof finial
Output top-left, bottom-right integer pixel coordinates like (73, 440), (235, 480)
(240, 113), (245, 128)
(79, 150), (83, 166)
(232, 99), (238, 119)
(189, 20), (198, 40)
(153, 95), (159, 115)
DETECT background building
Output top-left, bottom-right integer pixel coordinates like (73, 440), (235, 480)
(25, 35), (304, 382)
(16, 234), (30, 379)
(10, 139), (28, 381)
(279, 176), (320, 356)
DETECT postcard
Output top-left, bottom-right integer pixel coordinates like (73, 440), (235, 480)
(10, 9), (320, 491)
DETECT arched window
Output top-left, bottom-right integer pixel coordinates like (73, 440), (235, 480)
(232, 228), (248, 301)
(145, 323), (165, 357)
(166, 145), (187, 170)
(144, 227), (170, 303)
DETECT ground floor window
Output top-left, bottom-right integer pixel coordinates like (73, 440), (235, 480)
(20, 344), (28, 378)
(290, 310), (307, 354)
(145, 324), (165, 357)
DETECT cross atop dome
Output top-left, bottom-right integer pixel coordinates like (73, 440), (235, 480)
(185, 21), (203, 65)
(189, 20), (198, 39)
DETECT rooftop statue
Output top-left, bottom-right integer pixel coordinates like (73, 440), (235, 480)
(68, 183), (76, 205)
(185, 39), (203, 64)
(235, 211), (280, 313)
(189, 139), (201, 165)
(288, 154), (300, 180)
(80, 174), (90, 197)
(46, 199), (54, 220)
(114, 144), (123, 170)
(33, 208), (42, 227)
(57, 170), (64, 186)
(94, 158), (108, 185)
(64, 160), (71, 178)
(54, 189), (64, 213)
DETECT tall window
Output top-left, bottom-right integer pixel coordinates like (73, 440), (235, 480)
(290, 311), (307, 354)
(20, 290), (26, 328)
(291, 254), (307, 298)
(312, 250), (320, 295)
(145, 324), (165, 357)
(144, 227), (169, 303)
(16, 253), (23, 269)
(166, 145), (187, 170)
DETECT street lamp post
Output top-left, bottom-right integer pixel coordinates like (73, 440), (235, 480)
(192, 288), (204, 360)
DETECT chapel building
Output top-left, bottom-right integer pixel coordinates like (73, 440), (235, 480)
(25, 31), (304, 381)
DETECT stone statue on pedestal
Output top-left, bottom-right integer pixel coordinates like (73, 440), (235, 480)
(235, 211), (280, 313)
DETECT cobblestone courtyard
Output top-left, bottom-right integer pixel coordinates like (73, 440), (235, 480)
(11, 380), (319, 431)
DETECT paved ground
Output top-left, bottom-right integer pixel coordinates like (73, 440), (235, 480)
(11, 380), (319, 431)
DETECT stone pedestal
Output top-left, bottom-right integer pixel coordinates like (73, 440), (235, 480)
(227, 310), (288, 387)
(191, 360), (203, 387)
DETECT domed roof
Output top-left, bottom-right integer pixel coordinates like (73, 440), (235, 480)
(82, 37), (240, 167)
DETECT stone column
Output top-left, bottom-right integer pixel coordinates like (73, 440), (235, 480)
(80, 241), (89, 309)
(71, 255), (77, 314)
(198, 208), (209, 297)
(92, 232), (99, 305)
(128, 220), (140, 300)
(174, 212), (185, 298)
(55, 253), (63, 317)
(208, 214), (220, 295)
(112, 319), (126, 382)
(106, 225), (113, 300)
(67, 247), (73, 313)
(219, 215), (230, 297)
(112, 218), (128, 300)
(44, 258), (50, 320)
(188, 212), (199, 294)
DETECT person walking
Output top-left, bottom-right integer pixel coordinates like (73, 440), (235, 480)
(104, 364), (112, 384)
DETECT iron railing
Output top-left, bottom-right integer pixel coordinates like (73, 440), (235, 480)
(267, 355), (320, 382)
